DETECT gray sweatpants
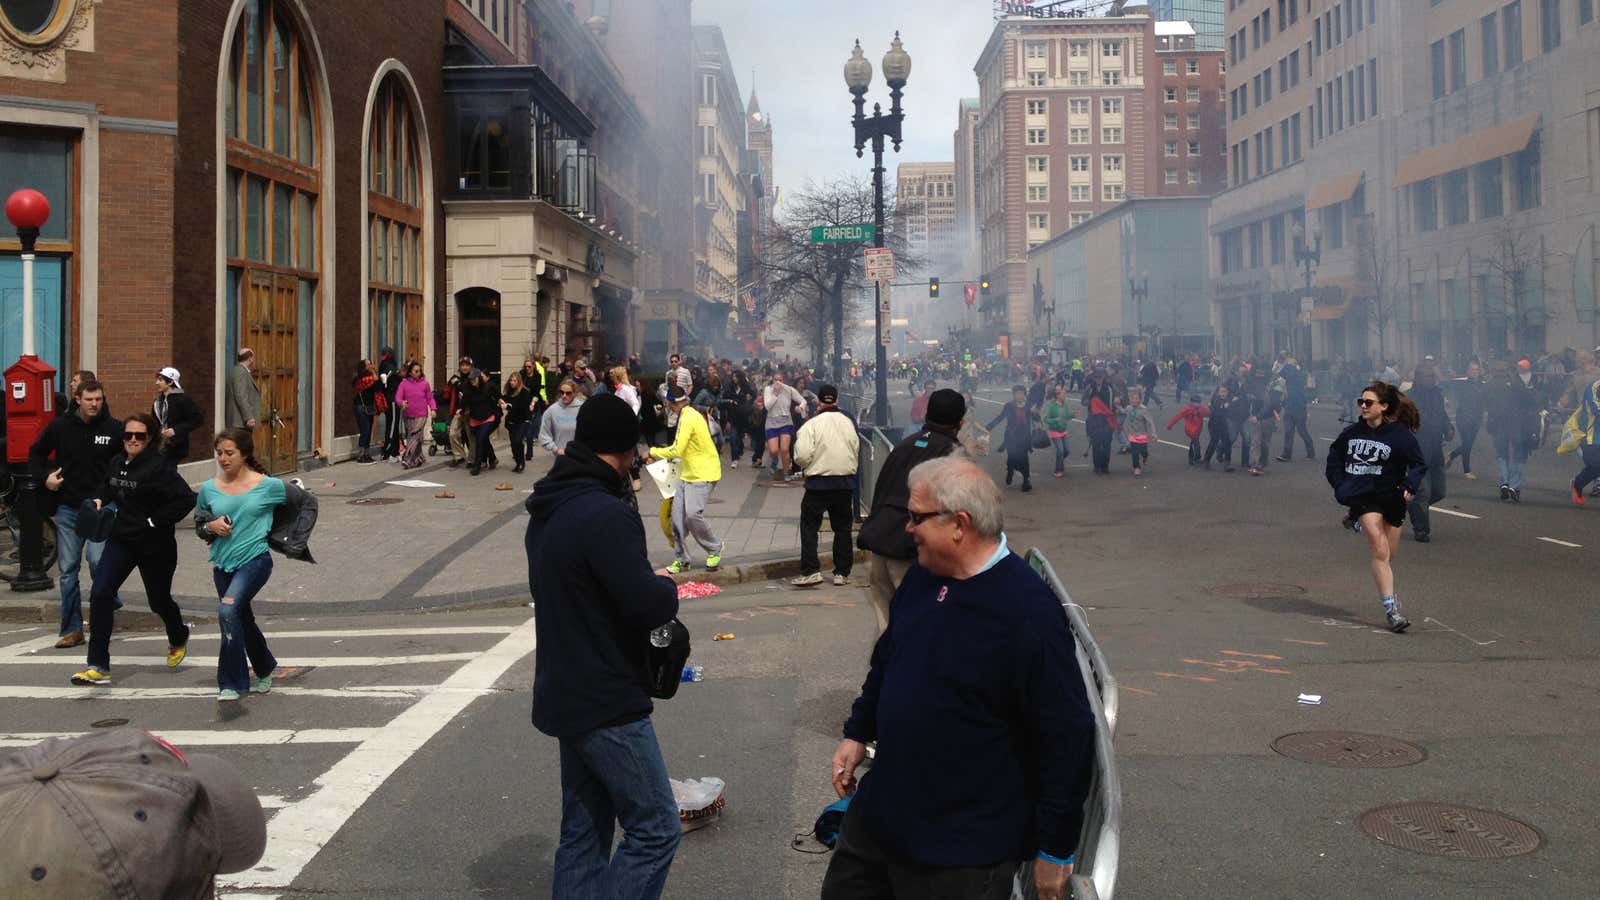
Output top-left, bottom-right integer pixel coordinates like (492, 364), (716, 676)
(671, 480), (723, 563)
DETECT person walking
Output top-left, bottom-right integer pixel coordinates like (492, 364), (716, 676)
(28, 378), (122, 649)
(1326, 382), (1425, 633)
(376, 347), (402, 460)
(445, 357), (475, 468)
(499, 372), (535, 474)
(988, 385), (1041, 492)
(526, 395), (682, 898)
(722, 369), (756, 470)
(825, 457), (1095, 900)
(1139, 358), (1162, 408)
(464, 370), (500, 476)
(394, 361), (435, 469)
(1445, 361), (1487, 480)
(153, 367), (203, 462)
(1167, 394), (1209, 465)
(196, 429), (285, 701)
(609, 366), (645, 490)
(1486, 360), (1540, 503)
(1123, 387), (1157, 477)
(761, 372), (807, 481)
(522, 358), (548, 460)
(351, 359), (381, 465)
(1276, 355), (1316, 461)
(1406, 365), (1453, 543)
(1249, 377), (1284, 475)
(1043, 384), (1075, 478)
(1082, 367), (1117, 475)
(1202, 384), (1235, 471)
(69, 414), (196, 687)
(647, 385), (724, 574)
(224, 349), (260, 430)
(538, 379), (584, 458)
(791, 385), (859, 587)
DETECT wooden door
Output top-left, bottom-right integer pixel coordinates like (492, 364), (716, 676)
(244, 271), (301, 474)
(404, 294), (424, 367)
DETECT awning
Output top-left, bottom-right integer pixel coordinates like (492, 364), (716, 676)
(1311, 301), (1351, 321)
(1313, 274), (1364, 293)
(1393, 114), (1539, 188)
(1305, 172), (1363, 211)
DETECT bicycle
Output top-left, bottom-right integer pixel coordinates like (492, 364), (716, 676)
(0, 470), (59, 581)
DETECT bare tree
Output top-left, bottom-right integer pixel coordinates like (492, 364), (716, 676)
(754, 176), (921, 380)
(1355, 212), (1405, 365)
(1474, 220), (1569, 358)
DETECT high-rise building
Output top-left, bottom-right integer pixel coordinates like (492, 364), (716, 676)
(1209, 0), (1597, 365)
(974, 6), (1226, 353)
(1148, 0), (1226, 51)
(897, 162), (961, 273)
(954, 98), (983, 278)
(747, 88), (777, 236)
(691, 25), (747, 356)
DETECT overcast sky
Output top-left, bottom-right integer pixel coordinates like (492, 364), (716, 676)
(692, 0), (996, 207)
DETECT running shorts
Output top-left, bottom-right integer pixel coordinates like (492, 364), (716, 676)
(1347, 492), (1406, 528)
(765, 424), (796, 441)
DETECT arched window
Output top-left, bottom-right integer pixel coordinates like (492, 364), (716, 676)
(368, 75), (423, 365)
(221, 0), (321, 474)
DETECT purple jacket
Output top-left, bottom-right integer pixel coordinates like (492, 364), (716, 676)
(395, 376), (435, 417)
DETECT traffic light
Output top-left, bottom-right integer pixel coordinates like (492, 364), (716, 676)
(980, 275), (992, 295)
(928, 277), (940, 299)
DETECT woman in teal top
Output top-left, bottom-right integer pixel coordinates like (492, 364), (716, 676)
(197, 427), (285, 701)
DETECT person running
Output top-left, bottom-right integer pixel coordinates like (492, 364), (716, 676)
(197, 429), (284, 701)
(1043, 384), (1075, 478)
(499, 372), (535, 474)
(464, 370), (500, 476)
(1167, 394), (1209, 466)
(1123, 388), (1157, 477)
(1082, 367), (1118, 475)
(1445, 361), (1487, 480)
(1202, 384), (1235, 472)
(1486, 359), (1540, 503)
(1250, 377), (1285, 475)
(1325, 382), (1425, 633)
(988, 385), (1041, 492)
(394, 361), (435, 469)
(1568, 363), (1600, 505)
(647, 385), (724, 574)
(538, 379), (584, 458)
(70, 414), (196, 687)
(761, 372), (807, 481)
(909, 381), (934, 429)
(1406, 365), (1453, 542)
(609, 366), (645, 492)
(1276, 356), (1316, 462)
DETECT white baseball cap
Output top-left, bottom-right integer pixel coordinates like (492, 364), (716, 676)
(157, 366), (181, 388)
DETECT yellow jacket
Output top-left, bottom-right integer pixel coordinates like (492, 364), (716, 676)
(651, 406), (722, 483)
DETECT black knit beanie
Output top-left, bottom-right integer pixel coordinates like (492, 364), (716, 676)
(574, 394), (639, 454)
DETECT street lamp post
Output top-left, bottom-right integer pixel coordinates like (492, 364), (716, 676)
(845, 33), (910, 428)
(1291, 222), (1322, 357)
(5, 188), (55, 593)
(1128, 270), (1149, 356)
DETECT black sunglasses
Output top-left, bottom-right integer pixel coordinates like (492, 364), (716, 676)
(907, 508), (948, 526)
(123, 431), (150, 442)
(1356, 398), (1377, 407)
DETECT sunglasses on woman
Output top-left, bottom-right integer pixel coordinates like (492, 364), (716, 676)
(124, 431), (150, 442)
(1356, 398), (1377, 407)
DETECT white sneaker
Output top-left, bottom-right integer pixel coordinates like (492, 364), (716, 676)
(833, 574), (849, 586)
(730, 460), (738, 469)
(791, 572), (824, 587)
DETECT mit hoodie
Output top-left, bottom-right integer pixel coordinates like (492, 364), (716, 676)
(1325, 419), (1426, 505)
(525, 443), (678, 738)
(28, 407), (123, 516)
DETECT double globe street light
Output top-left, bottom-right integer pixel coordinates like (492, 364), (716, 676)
(844, 33), (910, 428)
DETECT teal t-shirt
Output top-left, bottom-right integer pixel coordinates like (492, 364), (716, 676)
(197, 476), (286, 572)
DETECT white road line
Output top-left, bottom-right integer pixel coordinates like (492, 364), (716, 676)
(0, 634), (70, 657)
(1537, 536), (1582, 548)
(219, 616), (537, 895)
(0, 626), (42, 637)
(120, 626), (518, 643)
(0, 685), (457, 701)
(1429, 506), (1481, 520)
(257, 795), (289, 810)
(0, 653), (480, 667)
(0, 728), (376, 748)
(1157, 439), (1191, 451)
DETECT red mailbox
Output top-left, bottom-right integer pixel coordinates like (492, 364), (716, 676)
(5, 355), (57, 465)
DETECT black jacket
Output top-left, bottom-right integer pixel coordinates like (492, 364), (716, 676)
(1410, 383), (1453, 456)
(465, 381), (500, 422)
(28, 409), (123, 515)
(154, 390), (203, 460)
(857, 425), (962, 560)
(526, 443), (679, 738)
(501, 385), (534, 425)
(94, 451), (196, 546)
(1325, 419), (1426, 505)
(1486, 375), (1540, 447)
(1454, 377), (1488, 426)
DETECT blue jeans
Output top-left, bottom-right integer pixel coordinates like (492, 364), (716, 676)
(554, 717), (680, 899)
(53, 505), (114, 636)
(1493, 432), (1528, 491)
(472, 420), (498, 470)
(354, 404), (375, 453)
(1051, 435), (1070, 472)
(213, 552), (277, 694)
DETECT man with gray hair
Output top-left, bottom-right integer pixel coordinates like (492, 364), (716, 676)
(225, 348), (259, 429)
(825, 456), (1096, 900)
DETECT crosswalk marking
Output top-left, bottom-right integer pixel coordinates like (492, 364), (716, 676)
(0, 684), (463, 701)
(119, 625), (519, 642)
(1537, 536), (1582, 548)
(1429, 506), (1481, 520)
(0, 728), (377, 748)
(0, 652), (481, 667)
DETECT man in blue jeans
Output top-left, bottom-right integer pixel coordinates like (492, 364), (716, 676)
(526, 394), (682, 898)
(28, 379), (122, 648)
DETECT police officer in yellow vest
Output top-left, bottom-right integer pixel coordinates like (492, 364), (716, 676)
(523, 357), (548, 463)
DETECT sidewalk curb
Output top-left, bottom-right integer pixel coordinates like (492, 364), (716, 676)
(0, 601), (218, 631)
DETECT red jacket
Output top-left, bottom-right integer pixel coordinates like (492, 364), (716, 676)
(1167, 404), (1209, 439)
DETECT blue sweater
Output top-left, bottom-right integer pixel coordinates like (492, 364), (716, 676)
(842, 552), (1096, 866)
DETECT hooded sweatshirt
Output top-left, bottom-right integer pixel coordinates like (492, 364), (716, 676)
(28, 407), (123, 515)
(94, 451), (197, 547)
(525, 444), (679, 738)
(1325, 419), (1426, 505)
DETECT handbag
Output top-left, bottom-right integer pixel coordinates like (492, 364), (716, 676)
(1030, 425), (1051, 450)
(644, 618), (692, 700)
(374, 391), (390, 415)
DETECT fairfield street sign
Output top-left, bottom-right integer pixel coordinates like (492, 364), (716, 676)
(811, 223), (876, 243)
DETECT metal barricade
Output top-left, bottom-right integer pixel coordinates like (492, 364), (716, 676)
(1011, 549), (1122, 900)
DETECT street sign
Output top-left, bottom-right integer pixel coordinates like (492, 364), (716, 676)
(864, 247), (896, 280)
(811, 223), (876, 243)
(878, 297), (891, 315)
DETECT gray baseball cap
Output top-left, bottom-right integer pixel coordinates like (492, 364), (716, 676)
(0, 728), (267, 897)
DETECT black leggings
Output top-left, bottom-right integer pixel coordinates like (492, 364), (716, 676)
(1006, 450), (1031, 484)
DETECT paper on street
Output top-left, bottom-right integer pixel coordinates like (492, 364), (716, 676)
(386, 479), (447, 489)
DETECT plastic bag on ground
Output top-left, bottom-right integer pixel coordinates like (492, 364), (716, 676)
(671, 776), (726, 833)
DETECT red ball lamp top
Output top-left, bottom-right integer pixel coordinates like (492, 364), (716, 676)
(5, 189), (51, 231)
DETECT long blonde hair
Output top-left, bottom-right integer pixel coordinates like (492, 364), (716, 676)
(608, 365), (631, 387)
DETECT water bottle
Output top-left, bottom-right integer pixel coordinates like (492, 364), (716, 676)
(680, 664), (704, 683)
(649, 625), (673, 648)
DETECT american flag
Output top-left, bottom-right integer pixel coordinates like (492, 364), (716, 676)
(743, 291), (756, 312)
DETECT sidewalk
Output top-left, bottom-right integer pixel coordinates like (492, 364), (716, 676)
(0, 438), (842, 623)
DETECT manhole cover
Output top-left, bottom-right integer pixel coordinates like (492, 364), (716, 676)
(348, 497), (404, 506)
(1209, 582), (1307, 600)
(91, 718), (129, 728)
(1272, 731), (1426, 769)
(1358, 802), (1542, 859)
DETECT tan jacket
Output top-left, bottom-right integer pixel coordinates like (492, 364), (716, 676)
(793, 408), (860, 477)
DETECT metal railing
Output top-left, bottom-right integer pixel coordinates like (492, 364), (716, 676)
(1012, 548), (1122, 900)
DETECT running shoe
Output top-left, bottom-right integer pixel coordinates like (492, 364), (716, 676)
(833, 574), (849, 586)
(666, 560), (691, 575)
(1499, 484), (1511, 500)
(256, 675), (272, 694)
(166, 643), (187, 668)
(70, 667), (110, 686)
(1510, 488), (1522, 503)
(217, 689), (241, 702)
(730, 460), (738, 469)
(1385, 610), (1411, 633)
(1572, 480), (1586, 507)
(704, 553), (722, 571)
(791, 572), (824, 587)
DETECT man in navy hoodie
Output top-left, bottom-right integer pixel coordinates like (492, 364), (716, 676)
(825, 456), (1095, 900)
(526, 394), (681, 899)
